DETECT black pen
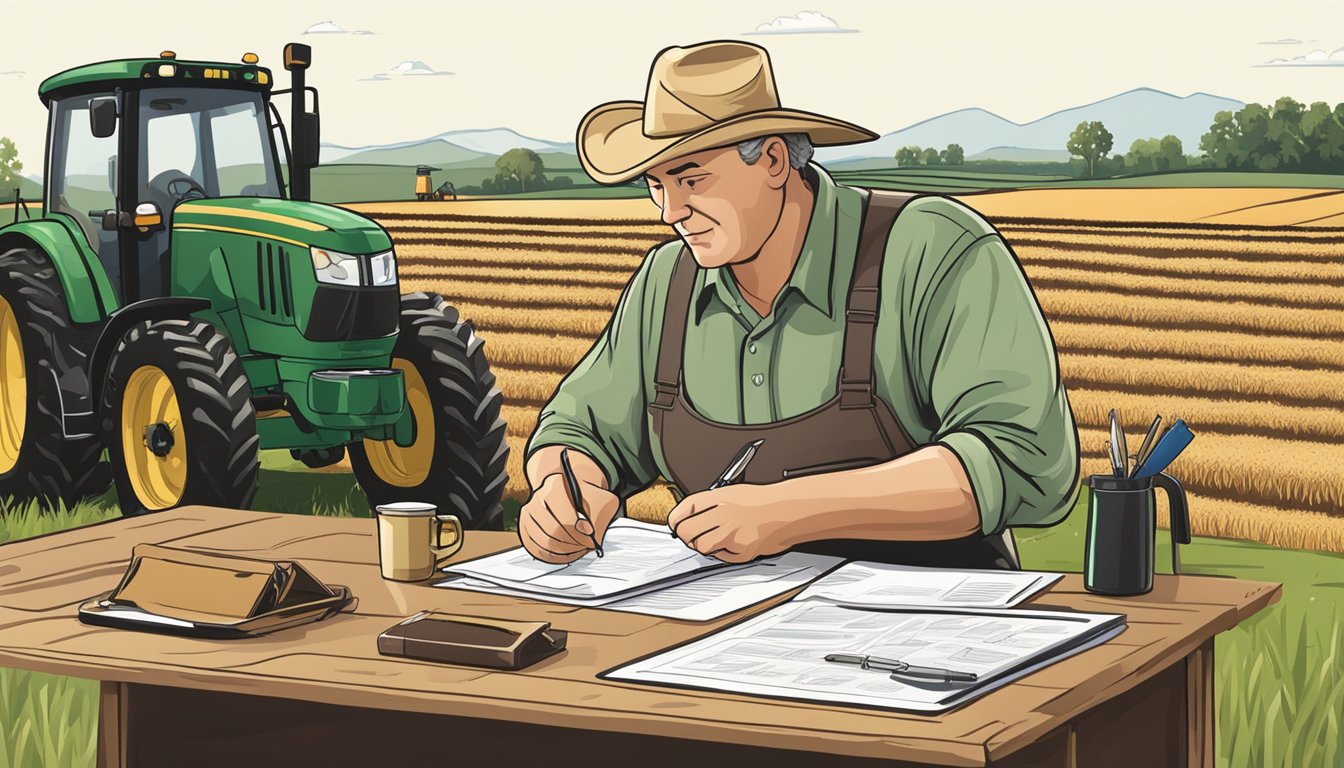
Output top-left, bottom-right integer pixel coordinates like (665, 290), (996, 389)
(670, 438), (765, 538)
(559, 448), (603, 558)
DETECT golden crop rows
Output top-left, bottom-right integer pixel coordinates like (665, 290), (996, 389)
(1025, 265), (1344, 308)
(372, 205), (1344, 552)
(1049, 321), (1344, 370)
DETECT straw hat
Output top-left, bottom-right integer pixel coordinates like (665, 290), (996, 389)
(577, 40), (878, 185)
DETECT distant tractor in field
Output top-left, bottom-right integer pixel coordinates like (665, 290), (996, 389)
(414, 165), (442, 201)
(430, 181), (457, 201)
(0, 44), (510, 527)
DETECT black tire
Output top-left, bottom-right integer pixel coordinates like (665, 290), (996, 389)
(100, 319), (259, 516)
(0, 245), (110, 506)
(349, 292), (509, 529)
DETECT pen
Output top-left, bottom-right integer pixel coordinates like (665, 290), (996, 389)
(559, 447), (603, 558)
(1130, 415), (1163, 479)
(1108, 409), (1127, 478)
(1132, 418), (1195, 479)
(670, 438), (765, 538)
(824, 653), (978, 683)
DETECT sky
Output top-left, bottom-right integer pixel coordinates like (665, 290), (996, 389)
(2, 0), (1344, 169)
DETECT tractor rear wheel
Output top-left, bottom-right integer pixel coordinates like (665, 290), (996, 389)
(349, 292), (509, 529)
(0, 245), (110, 507)
(100, 319), (259, 515)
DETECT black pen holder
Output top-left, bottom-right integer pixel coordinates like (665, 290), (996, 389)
(1084, 473), (1191, 596)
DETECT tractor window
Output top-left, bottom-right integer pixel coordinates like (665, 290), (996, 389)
(138, 88), (281, 204)
(46, 94), (121, 276)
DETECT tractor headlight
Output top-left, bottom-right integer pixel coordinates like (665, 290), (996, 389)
(369, 250), (397, 286)
(309, 247), (361, 287)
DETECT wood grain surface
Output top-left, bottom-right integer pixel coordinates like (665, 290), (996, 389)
(0, 507), (1280, 766)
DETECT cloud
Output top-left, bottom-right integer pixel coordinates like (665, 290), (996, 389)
(0, 70), (23, 77)
(1256, 46), (1344, 67)
(303, 20), (375, 35)
(743, 11), (858, 35)
(360, 60), (454, 81)
(1258, 37), (1303, 45)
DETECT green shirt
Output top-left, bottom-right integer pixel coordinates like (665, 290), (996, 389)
(526, 164), (1079, 536)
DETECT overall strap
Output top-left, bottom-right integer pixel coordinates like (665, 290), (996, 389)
(650, 246), (699, 410)
(840, 189), (919, 408)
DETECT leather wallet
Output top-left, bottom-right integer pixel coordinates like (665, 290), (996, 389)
(377, 611), (567, 669)
(77, 543), (356, 638)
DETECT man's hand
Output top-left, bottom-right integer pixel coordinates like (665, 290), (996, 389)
(666, 483), (797, 563)
(519, 472), (620, 564)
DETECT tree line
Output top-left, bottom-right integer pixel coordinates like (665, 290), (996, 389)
(460, 148), (574, 195)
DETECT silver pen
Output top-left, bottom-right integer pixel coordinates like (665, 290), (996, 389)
(669, 438), (764, 538)
(824, 652), (979, 683)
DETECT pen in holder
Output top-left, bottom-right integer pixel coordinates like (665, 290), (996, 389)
(1084, 472), (1191, 596)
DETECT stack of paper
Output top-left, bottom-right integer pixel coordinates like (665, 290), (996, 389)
(603, 562), (1121, 713)
(435, 519), (844, 621)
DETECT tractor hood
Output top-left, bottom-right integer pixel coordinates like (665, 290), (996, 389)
(172, 198), (392, 253)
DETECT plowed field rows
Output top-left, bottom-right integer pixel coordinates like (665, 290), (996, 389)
(347, 191), (1344, 547)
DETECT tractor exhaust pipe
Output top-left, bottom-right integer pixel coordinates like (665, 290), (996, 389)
(284, 43), (319, 201)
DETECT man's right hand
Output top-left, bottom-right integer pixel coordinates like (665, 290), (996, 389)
(519, 450), (621, 564)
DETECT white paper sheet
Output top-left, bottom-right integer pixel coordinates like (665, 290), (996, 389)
(439, 519), (730, 600)
(440, 551), (844, 620)
(604, 601), (1125, 713)
(795, 561), (1062, 610)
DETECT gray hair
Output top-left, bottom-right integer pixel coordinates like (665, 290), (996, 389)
(737, 133), (815, 169)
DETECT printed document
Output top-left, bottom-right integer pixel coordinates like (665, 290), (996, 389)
(604, 600), (1125, 713)
(796, 561), (1062, 609)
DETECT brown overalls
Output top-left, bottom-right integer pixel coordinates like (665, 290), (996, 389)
(649, 189), (1020, 570)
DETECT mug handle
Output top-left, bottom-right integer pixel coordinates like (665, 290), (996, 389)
(432, 514), (464, 566)
(1153, 472), (1190, 575)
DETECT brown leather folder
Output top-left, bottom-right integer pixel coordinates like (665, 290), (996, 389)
(77, 543), (356, 638)
(377, 611), (567, 669)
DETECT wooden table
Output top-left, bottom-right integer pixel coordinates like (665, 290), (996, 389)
(0, 507), (1279, 768)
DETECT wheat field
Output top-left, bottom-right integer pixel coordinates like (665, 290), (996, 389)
(347, 188), (1344, 549)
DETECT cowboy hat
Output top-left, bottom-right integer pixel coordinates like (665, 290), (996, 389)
(577, 40), (878, 185)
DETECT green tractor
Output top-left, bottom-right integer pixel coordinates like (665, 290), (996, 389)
(0, 44), (509, 526)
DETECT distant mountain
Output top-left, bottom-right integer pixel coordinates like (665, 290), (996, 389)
(814, 87), (1245, 163)
(320, 87), (1244, 170)
(322, 128), (575, 165)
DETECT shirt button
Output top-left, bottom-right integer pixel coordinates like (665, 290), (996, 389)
(751, 373), (764, 386)
(748, 343), (758, 354)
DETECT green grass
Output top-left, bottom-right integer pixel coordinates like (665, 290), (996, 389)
(0, 477), (1338, 766)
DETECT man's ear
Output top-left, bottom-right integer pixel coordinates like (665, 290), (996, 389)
(762, 136), (790, 189)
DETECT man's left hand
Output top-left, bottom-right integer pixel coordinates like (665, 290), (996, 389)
(666, 483), (796, 563)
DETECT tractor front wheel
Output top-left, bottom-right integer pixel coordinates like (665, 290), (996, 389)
(100, 319), (259, 515)
(349, 292), (509, 529)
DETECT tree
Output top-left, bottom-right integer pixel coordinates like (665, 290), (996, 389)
(0, 138), (22, 189)
(1157, 135), (1186, 171)
(894, 146), (920, 166)
(495, 148), (545, 193)
(918, 147), (941, 165)
(942, 143), (965, 165)
(1066, 121), (1114, 177)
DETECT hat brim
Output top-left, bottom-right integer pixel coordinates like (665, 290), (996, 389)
(577, 101), (879, 185)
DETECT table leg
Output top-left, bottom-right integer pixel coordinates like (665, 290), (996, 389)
(1186, 639), (1214, 768)
(97, 681), (127, 768)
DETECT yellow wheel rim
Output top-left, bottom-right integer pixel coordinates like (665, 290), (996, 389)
(0, 295), (25, 475)
(363, 358), (433, 488)
(121, 365), (187, 510)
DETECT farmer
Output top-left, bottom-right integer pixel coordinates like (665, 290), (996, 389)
(519, 40), (1079, 569)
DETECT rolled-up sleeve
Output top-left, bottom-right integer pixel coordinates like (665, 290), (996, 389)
(525, 249), (663, 498)
(910, 233), (1080, 535)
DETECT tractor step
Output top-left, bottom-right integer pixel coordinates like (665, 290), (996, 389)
(62, 411), (98, 439)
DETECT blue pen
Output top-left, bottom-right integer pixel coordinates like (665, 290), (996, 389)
(1132, 419), (1194, 479)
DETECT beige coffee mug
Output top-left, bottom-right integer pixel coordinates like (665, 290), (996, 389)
(375, 502), (464, 581)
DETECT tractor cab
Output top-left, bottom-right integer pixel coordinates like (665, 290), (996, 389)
(40, 49), (306, 304)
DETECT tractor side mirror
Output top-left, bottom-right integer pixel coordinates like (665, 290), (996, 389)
(89, 96), (118, 138)
(296, 111), (320, 167)
(133, 202), (163, 231)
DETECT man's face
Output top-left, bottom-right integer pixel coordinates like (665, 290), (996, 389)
(644, 144), (784, 269)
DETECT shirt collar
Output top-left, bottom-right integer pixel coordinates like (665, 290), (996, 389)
(694, 163), (842, 323)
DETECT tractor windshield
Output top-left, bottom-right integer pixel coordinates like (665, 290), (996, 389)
(139, 87), (282, 205)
